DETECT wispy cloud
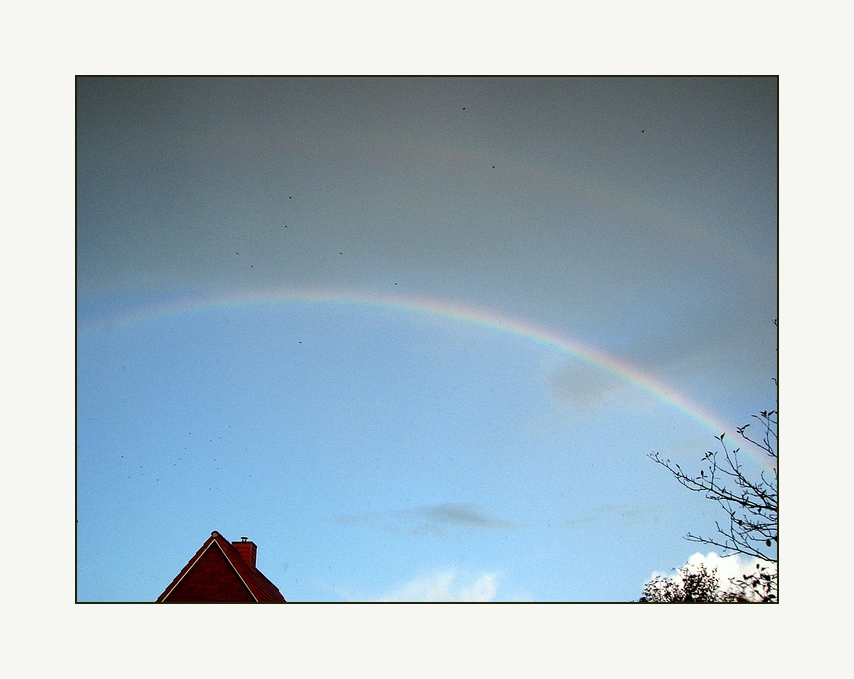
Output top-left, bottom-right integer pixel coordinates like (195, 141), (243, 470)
(333, 502), (518, 537)
(312, 569), (526, 602)
(376, 570), (499, 602)
(413, 503), (516, 529)
(566, 503), (665, 528)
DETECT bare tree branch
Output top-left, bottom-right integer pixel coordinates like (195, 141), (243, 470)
(648, 409), (777, 564)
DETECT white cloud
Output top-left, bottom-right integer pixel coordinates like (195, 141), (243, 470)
(377, 570), (499, 602)
(684, 551), (776, 585)
(651, 551), (775, 580)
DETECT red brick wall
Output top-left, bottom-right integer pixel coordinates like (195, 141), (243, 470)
(164, 545), (255, 602)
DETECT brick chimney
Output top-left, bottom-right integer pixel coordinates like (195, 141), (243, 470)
(232, 537), (257, 569)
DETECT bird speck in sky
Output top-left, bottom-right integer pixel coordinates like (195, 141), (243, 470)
(76, 76), (777, 602)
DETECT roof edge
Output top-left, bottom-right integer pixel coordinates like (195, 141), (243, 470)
(159, 534), (258, 602)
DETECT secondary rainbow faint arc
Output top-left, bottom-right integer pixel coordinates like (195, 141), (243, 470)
(78, 287), (775, 471)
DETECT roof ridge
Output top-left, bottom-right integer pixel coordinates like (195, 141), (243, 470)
(157, 531), (286, 602)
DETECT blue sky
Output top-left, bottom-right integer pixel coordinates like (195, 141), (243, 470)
(76, 77), (777, 601)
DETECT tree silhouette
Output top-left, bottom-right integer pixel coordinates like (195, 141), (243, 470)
(639, 559), (777, 602)
(645, 405), (777, 602)
(722, 563), (777, 602)
(640, 561), (722, 602)
(649, 407), (777, 563)
(645, 318), (777, 601)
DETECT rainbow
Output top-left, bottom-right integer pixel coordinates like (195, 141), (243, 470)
(78, 287), (775, 472)
(287, 130), (775, 283)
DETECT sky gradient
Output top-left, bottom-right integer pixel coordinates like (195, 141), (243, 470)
(76, 77), (777, 601)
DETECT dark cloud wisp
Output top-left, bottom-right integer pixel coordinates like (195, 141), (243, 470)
(333, 502), (517, 535)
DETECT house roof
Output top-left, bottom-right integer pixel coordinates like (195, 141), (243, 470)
(157, 531), (286, 602)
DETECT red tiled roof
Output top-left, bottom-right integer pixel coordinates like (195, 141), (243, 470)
(157, 531), (286, 602)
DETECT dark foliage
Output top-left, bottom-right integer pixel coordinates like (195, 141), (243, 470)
(640, 561), (777, 602)
(720, 563), (778, 603)
(640, 562), (722, 602)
